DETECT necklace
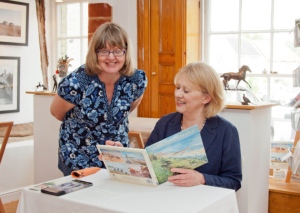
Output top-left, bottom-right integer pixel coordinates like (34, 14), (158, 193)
(181, 119), (206, 131)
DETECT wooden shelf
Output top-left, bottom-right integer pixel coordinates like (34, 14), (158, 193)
(269, 178), (300, 195)
(26, 91), (56, 96)
(225, 102), (277, 110)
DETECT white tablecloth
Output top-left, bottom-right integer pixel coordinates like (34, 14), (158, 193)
(17, 169), (239, 213)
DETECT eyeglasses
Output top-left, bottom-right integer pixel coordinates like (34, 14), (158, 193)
(96, 49), (126, 57)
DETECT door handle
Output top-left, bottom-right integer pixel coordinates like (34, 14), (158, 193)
(151, 72), (157, 76)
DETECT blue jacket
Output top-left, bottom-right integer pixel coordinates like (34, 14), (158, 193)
(145, 112), (242, 191)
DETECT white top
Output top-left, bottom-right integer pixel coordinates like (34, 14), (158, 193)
(17, 169), (239, 213)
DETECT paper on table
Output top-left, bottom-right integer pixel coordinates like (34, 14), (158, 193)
(71, 167), (101, 178)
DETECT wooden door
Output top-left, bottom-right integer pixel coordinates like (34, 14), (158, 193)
(137, 0), (186, 118)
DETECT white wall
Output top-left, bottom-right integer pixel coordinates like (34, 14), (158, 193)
(0, 0), (137, 124)
(0, 0), (42, 124)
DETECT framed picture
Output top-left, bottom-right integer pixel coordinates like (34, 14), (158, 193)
(128, 131), (144, 149)
(0, 56), (20, 113)
(0, 0), (29, 46)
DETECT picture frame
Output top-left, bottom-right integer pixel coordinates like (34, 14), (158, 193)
(0, 0), (29, 46)
(0, 56), (20, 113)
(128, 131), (144, 149)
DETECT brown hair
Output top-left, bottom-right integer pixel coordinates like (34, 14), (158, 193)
(174, 62), (225, 118)
(85, 22), (135, 76)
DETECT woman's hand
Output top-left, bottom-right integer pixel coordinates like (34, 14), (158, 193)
(98, 140), (123, 161)
(168, 168), (206, 187)
(105, 140), (123, 147)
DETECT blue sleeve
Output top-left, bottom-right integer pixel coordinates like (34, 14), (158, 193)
(201, 125), (242, 191)
(131, 69), (147, 101)
(57, 72), (82, 105)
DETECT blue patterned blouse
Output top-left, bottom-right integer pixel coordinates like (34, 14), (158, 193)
(57, 65), (147, 175)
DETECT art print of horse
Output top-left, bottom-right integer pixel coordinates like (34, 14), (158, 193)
(221, 65), (252, 90)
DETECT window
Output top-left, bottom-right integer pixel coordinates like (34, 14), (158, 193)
(55, 2), (88, 71)
(202, 0), (300, 142)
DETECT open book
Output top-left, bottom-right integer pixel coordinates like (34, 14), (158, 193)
(97, 125), (208, 187)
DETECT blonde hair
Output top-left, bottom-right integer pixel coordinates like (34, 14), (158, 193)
(174, 62), (225, 118)
(85, 22), (135, 76)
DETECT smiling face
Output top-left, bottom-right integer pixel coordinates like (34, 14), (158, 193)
(97, 43), (126, 76)
(174, 77), (211, 116)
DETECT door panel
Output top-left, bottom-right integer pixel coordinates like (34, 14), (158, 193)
(137, 0), (186, 118)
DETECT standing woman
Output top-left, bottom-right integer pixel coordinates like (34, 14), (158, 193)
(145, 62), (242, 191)
(50, 22), (147, 176)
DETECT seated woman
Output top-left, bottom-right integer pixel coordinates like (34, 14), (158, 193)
(145, 62), (242, 191)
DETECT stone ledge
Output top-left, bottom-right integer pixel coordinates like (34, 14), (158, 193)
(0, 122), (34, 137)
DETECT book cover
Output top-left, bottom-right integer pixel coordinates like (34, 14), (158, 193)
(97, 145), (158, 186)
(97, 125), (207, 186)
(30, 176), (72, 191)
(145, 125), (208, 184)
(41, 179), (93, 196)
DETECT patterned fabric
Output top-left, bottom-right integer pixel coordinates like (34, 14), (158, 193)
(57, 65), (147, 175)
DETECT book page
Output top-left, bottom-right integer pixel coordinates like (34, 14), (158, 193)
(145, 125), (208, 184)
(97, 145), (159, 187)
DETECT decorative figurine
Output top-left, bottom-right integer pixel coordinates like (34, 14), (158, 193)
(35, 82), (47, 91)
(56, 55), (73, 78)
(243, 94), (251, 104)
(52, 74), (58, 93)
(221, 65), (252, 90)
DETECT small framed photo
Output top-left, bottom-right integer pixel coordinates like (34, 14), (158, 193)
(128, 131), (144, 149)
(0, 0), (29, 46)
(0, 56), (20, 113)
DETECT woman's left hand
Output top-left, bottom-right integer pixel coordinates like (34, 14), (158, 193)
(168, 168), (205, 187)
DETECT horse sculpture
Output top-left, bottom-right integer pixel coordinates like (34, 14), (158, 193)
(221, 65), (252, 90)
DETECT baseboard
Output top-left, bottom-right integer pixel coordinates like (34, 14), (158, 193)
(0, 189), (22, 203)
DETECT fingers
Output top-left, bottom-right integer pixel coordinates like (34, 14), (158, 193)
(105, 140), (123, 147)
(168, 168), (203, 187)
(114, 141), (123, 147)
(105, 140), (115, 146)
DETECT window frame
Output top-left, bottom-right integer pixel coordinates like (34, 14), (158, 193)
(51, 0), (88, 76)
(201, 0), (299, 143)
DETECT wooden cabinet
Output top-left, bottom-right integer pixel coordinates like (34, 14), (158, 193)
(269, 178), (300, 213)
